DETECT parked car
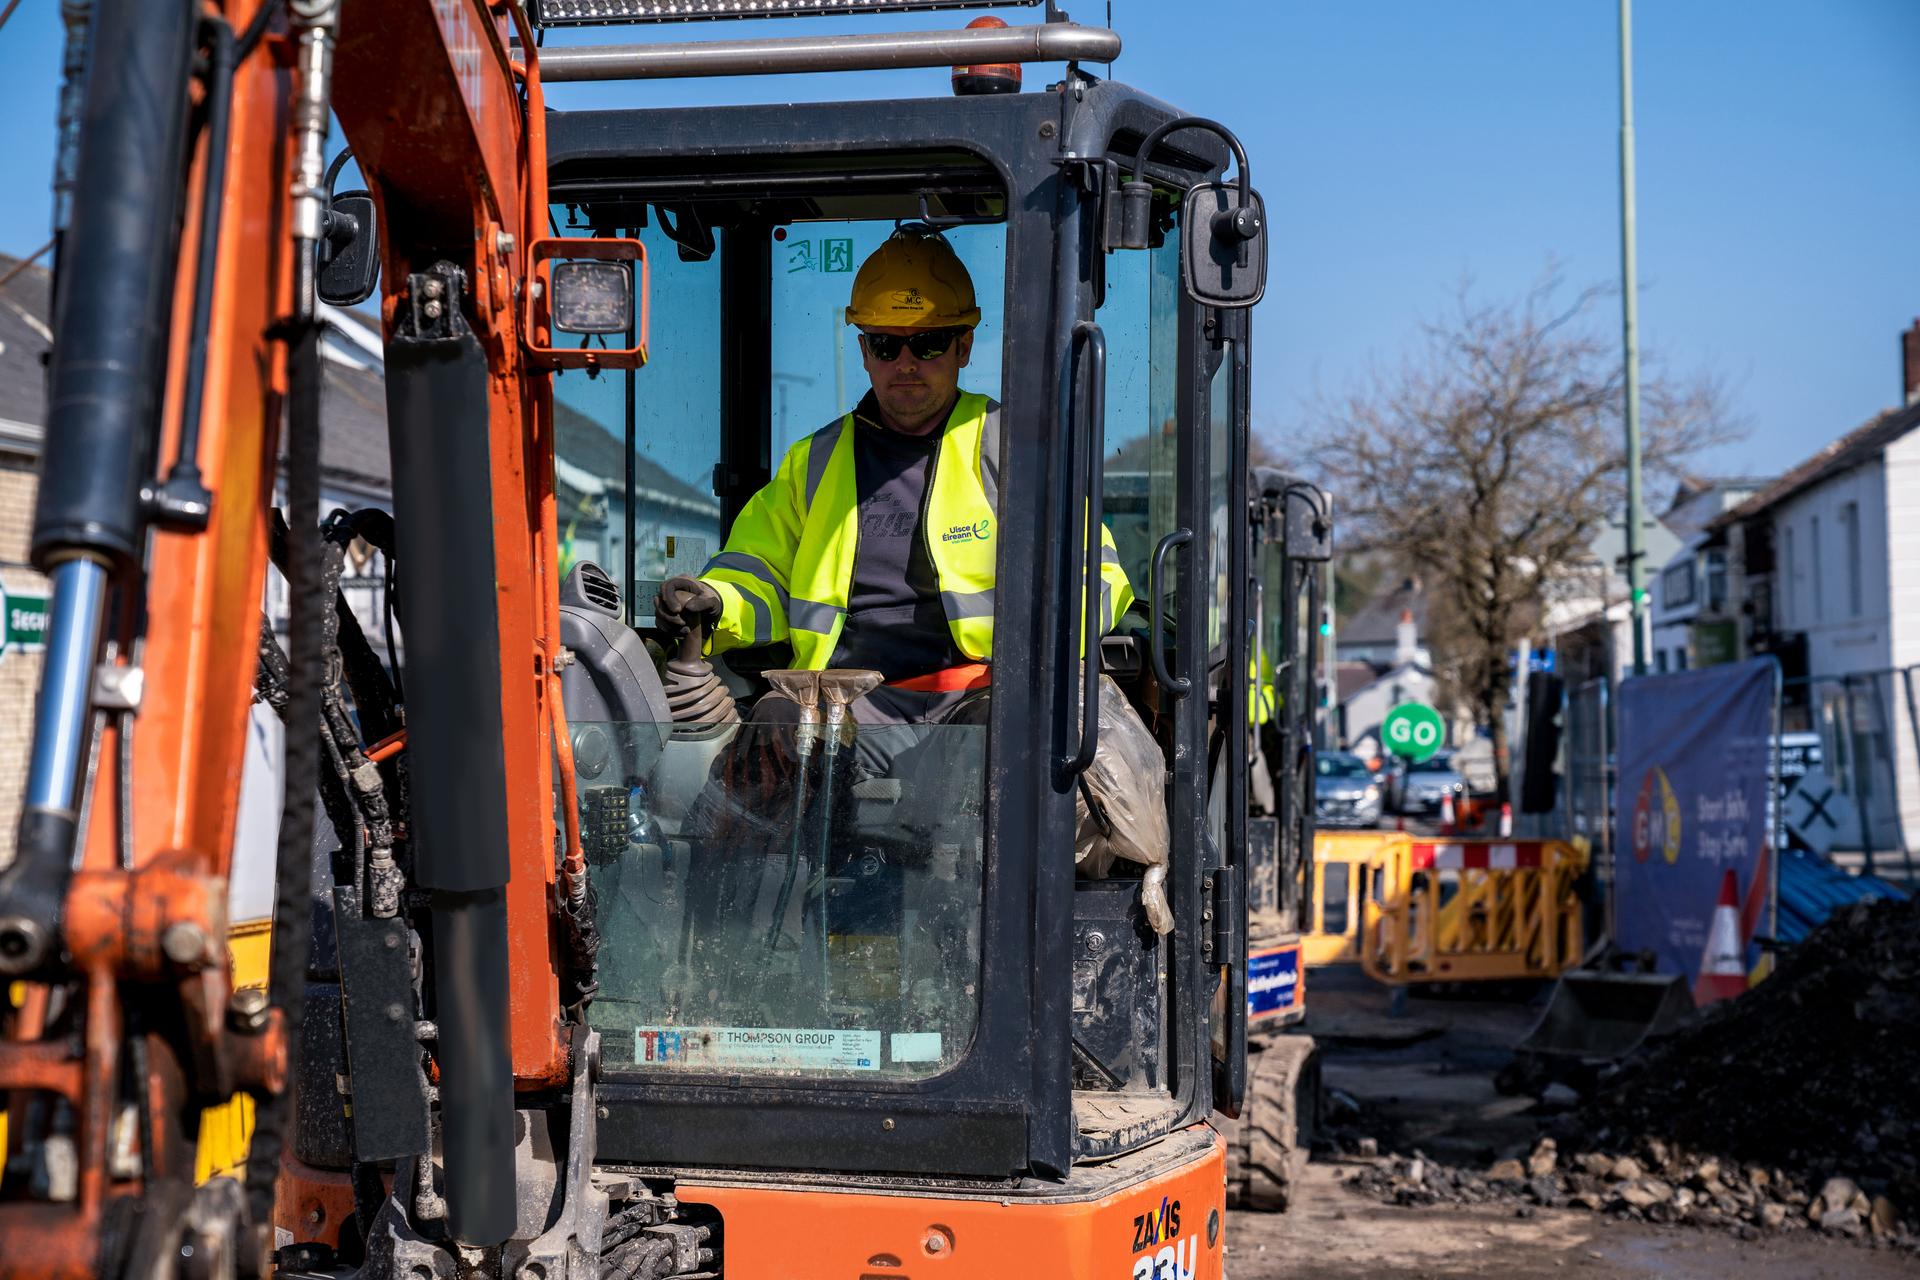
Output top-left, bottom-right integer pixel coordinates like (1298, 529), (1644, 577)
(1315, 751), (1383, 829)
(1387, 750), (1468, 815)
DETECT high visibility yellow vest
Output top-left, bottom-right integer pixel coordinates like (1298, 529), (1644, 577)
(1251, 649), (1278, 726)
(701, 391), (1134, 670)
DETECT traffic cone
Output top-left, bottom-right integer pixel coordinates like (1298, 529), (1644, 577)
(1693, 869), (1748, 1005)
(1499, 802), (1513, 837)
(1439, 791), (1456, 834)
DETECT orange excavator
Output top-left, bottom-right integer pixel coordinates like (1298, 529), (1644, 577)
(0, 3), (1276, 1276)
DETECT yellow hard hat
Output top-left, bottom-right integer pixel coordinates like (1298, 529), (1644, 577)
(845, 227), (981, 330)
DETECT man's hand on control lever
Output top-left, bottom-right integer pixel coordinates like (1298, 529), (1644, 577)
(656, 575), (722, 636)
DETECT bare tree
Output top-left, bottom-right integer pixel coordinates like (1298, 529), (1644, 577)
(1309, 272), (1736, 796)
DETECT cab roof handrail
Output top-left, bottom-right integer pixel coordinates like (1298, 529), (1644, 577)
(524, 22), (1120, 82)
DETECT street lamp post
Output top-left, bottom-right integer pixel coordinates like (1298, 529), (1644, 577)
(1619, 0), (1648, 677)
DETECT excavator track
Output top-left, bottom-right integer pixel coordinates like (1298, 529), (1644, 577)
(1222, 1032), (1321, 1212)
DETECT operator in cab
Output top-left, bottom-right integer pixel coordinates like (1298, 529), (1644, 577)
(655, 226), (1135, 726)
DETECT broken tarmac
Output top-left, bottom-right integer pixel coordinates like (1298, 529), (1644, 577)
(1224, 964), (1920, 1278)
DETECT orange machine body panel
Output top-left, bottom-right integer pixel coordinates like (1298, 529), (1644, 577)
(332, 0), (572, 1089)
(94, 0), (291, 883)
(0, 4), (292, 1272)
(680, 1129), (1227, 1280)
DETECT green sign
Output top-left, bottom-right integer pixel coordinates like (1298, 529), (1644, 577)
(785, 237), (855, 274)
(1383, 701), (1444, 762)
(1693, 619), (1737, 666)
(1, 586), (48, 655)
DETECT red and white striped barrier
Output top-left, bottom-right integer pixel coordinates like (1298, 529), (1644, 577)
(1408, 841), (1547, 871)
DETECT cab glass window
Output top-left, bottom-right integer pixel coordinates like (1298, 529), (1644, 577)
(550, 214), (724, 626)
(1207, 354), (1232, 651)
(769, 221), (1006, 457)
(1099, 223), (1181, 602)
(552, 194), (1009, 1086)
(578, 718), (986, 1080)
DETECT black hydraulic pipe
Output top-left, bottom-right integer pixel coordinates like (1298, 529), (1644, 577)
(385, 269), (516, 1245)
(33, 0), (199, 570)
(431, 891), (516, 1242)
(150, 15), (237, 531)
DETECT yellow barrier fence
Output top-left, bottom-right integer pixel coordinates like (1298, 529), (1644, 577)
(1302, 830), (1412, 967)
(1361, 839), (1589, 985)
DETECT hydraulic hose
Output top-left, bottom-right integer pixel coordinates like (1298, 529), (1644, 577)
(242, 259), (324, 1240)
(245, 0), (339, 1240)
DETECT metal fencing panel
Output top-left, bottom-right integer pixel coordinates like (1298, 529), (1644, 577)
(1564, 677), (1614, 883)
(1778, 666), (1919, 883)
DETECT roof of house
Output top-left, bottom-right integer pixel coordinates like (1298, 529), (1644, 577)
(1340, 577), (1426, 647)
(1714, 400), (1920, 529)
(1336, 660), (1382, 703)
(0, 252), (53, 444)
(1664, 473), (1774, 512)
(550, 397), (718, 519)
(0, 252), (398, 494)
(315, 349), (392, 492)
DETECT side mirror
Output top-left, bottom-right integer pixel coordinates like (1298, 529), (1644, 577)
(1181, 183), (1266, 309)
(317, 191), (380, 307)
(1283, 483), (1333, 563)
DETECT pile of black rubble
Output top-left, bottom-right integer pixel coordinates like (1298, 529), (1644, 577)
(1340, 894), (1920, 1249)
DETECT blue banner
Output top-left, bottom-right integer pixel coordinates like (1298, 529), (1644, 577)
(1614, 658), (1775, 989)
(1247, 944), (1301, 1021)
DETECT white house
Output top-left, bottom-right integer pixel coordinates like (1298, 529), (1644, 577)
(1648, 477), (1769, 674)
(1540, 511), (1681, 687)
(1336, 580), (1440, 756)
(1706, 320), (1920, 868)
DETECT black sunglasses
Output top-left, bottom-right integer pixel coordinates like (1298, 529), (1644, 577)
(859, 328), (966, 363)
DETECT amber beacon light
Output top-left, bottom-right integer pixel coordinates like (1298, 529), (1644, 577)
(951, 16), (1023, 95)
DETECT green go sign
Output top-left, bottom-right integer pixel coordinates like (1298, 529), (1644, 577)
(1383, 701), (1444, 762)
(1, 585), (49, 656)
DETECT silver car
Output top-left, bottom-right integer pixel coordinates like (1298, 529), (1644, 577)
(1389, 751), (1468, 815)
(1315, 752), (1383, 829)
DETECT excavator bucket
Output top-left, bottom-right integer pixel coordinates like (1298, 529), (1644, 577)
(1513, 970), (1694, 1065)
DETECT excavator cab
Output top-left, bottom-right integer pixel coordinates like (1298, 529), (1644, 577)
(1220, 469), (1332, 1212)
(524, 28), (1268, 1274)
(1245, 470), (1332, 994)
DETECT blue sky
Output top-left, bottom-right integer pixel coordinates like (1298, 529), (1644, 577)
(1, 1), (1914, 481)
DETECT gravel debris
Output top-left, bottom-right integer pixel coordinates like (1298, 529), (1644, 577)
(1331, 894), (1920, 1252)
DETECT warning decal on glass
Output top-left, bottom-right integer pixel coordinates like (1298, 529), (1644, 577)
(634, 1026), (881, 1071)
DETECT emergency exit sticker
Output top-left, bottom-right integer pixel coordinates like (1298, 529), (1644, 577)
(634, 1026), (881, 1072)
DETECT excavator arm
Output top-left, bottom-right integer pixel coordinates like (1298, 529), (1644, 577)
(0, 1), (570, 1271)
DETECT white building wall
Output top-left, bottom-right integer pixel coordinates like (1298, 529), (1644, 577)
(1770, 460), (1891, 672)
(1880, 430), (1920, 843)
(1770, 457), (1903, 854)
(1650, 550), (1700, 674)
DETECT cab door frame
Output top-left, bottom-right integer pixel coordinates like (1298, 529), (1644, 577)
(1052, 84), (1240, 1163)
